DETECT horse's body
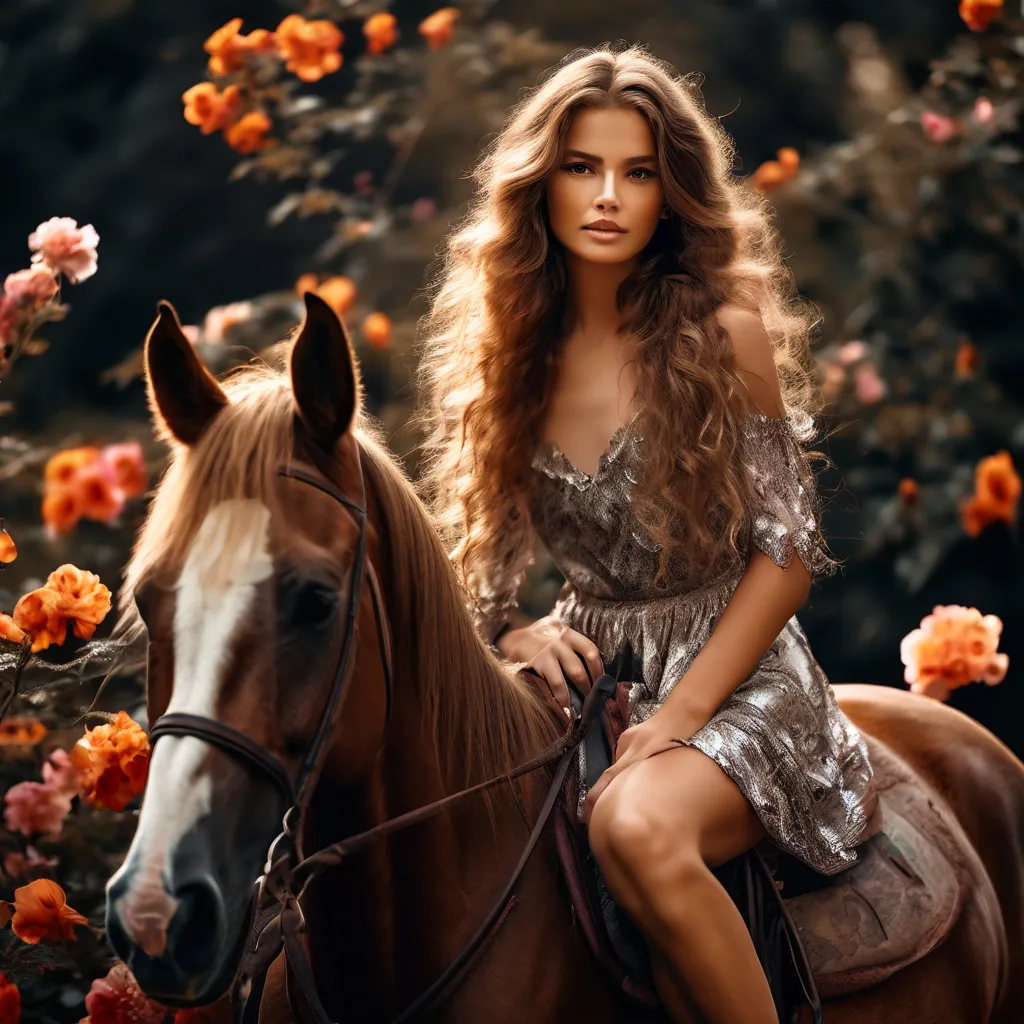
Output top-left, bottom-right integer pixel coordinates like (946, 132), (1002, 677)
(108, 295), (1024, 1024)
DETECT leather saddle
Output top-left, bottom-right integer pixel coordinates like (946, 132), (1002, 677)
(555, 642), (973, 1018)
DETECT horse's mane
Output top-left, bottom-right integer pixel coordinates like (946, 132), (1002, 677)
(116, 358), (561, 791)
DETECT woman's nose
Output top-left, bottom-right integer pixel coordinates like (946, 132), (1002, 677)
(594, 171), (619, 208)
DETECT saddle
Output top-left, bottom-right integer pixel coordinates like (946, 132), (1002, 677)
(556, 645), (973, 1018)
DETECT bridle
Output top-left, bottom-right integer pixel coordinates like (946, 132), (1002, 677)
(145, 446), (616, 1024)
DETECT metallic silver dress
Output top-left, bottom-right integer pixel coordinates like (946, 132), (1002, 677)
(482, 408), (876, 877)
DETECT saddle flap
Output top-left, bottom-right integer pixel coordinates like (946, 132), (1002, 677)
(781, 736), (972, 1000)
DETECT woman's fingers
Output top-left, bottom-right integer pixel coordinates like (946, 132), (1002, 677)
(554, 636), (599, 695)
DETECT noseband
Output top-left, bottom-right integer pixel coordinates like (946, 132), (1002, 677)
(143, 445), (616, 1024)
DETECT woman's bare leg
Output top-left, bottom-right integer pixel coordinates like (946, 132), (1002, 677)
(588, 746), (779, 1024)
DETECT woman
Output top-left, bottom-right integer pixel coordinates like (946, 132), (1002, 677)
(412, 43), (877, 1024)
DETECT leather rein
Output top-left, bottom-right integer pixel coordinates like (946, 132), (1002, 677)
(146, 452), (614, 1024)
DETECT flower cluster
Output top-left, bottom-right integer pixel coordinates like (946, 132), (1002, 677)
(1, 564), (112, 653)
(960, 451), (1021, 537)
(292, 274), (391, 348)
(0, 217), (99, 379)
(42, 441), (146, 537)
(900, 604), (1009, 702)
(183, 9), (462, 153)
(70, 710), (150, 813)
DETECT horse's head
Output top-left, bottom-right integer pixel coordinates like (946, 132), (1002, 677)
(105, 294), (391, 1004)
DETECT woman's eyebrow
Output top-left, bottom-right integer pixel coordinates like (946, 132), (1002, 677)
(563, 148), (658, 165)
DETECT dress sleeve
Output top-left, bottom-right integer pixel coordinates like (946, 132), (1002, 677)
(740, 409), (840, 581)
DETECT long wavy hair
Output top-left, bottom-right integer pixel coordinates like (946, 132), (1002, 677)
(411, 43), (835, 621)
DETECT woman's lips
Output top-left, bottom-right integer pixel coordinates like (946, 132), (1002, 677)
(583, 226), (627, 241)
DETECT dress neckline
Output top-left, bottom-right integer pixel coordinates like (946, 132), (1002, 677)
(534, 410), (641, 486)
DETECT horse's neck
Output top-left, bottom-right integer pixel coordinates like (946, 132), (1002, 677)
(300, 666), (553, 1020)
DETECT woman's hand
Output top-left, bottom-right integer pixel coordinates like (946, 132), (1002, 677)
(499, 615), (604, 711)
(582, 705), (707, 825)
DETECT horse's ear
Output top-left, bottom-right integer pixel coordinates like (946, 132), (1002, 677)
(144, 300), (229, 446)
(290, 292), (358, 448)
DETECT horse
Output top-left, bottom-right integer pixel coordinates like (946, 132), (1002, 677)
(103, 292), (1024, 1023)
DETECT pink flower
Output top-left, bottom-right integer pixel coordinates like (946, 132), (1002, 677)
(202, 301), (252, 345)
(99, 441), (147, 501)
(28, 217), (100, 285)
(3, 267), (58, 308)
(410, 197), (437, 223)
(83, 963), (167, 1024)
(42, 748), (84, 800)
(837, 340), (868, 365)
(972, 97), (994, 124)
(900, 604), (1009, 702)
(920, 111), (959, 144)
(2, 781), (74, 839)
(853, 363), (887, 404)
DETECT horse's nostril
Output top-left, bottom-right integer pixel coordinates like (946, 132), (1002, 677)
(167, 880), (223, 974)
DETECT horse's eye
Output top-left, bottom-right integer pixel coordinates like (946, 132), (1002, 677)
(294, 583), (338, 628)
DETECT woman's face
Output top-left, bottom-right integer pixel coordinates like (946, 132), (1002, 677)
(545, 105), (665, 266)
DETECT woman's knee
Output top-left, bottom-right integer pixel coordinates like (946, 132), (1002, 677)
(588, 783), (697, 883)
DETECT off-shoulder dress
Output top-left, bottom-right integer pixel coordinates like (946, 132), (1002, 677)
(478, 408), (875, 877)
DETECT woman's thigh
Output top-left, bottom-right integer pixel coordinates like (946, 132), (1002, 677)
(589, 745), (767, 871)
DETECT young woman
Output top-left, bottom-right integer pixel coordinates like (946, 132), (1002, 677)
(413, 43), (878, 1024)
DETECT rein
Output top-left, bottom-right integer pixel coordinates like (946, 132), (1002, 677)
(146, 452), (614, 1024)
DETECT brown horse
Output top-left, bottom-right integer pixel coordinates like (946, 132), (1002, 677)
(104, 293), (1024, 1023)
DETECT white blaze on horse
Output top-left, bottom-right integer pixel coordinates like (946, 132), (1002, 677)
(105, 294), (1024, 1023)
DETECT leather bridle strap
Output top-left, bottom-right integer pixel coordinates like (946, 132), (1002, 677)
(148, 714), (295, 806)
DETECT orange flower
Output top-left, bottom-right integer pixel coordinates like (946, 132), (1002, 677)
(955, 340), (980, 378)
(751, 147), (800, 193)
(275, 14), (344, 83)
(362, 312), (391, 349)
(204, 18), (277, 77)
(959, 0), (1003, 32)
(0, 613), (26, 645)
(41, 486), (83, 537)
(13, 566), (111, 651)
(9, 879), (88, 944)
(182, 82), (242, 135)
(317, 276), (358, 316)
(0, 718), (47, 745)
(0, 973), (20, 1024)
(70, 711), (150, 812)
(13, 589), (67, 652)
(897, 478), (919, 504)
(44, 565), (113, 639)
(0, 521), (15, 564)
(224, 111), (274, 154)
(975, 450), (1021, 513)
(72, 460), (126, 525)
(419, 7), (461, 50)
(44, 446), (101, 488)
(364, 13), (399, 55)
(294, 273), (320, 297)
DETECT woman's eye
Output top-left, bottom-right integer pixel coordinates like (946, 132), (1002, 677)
(563, 162), (590, 174)
(629, 167), (656, 180)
